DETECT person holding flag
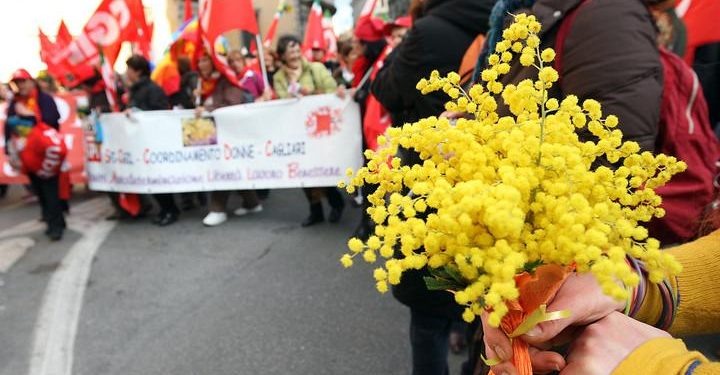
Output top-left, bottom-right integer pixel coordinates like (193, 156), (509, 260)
(195, 51), (263, 227)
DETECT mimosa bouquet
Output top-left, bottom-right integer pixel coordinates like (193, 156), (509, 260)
(340, 13), (685, 374)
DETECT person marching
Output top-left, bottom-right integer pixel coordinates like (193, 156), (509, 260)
(5, 69), (66, 240)
(273, 35), (347, 227)
(196, 52), (263, 227)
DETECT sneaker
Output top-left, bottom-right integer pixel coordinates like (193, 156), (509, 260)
(233, 204), (263, 217)
(202, 212), (227, 227)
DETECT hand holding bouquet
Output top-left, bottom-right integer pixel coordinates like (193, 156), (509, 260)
(340, 13), (685, 375)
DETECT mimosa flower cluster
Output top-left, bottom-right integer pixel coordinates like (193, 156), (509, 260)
(340, 14), (685, 327)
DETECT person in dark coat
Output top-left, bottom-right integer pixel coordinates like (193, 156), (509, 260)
(370, 1), (495, 374)
(172, 56), (207, 211)
(5, 69), (65, 240)
(479, 0), (663, 154)
(125, 54), (180, 227)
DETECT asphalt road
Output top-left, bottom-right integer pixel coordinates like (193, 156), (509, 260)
(0, 185), (716, 375)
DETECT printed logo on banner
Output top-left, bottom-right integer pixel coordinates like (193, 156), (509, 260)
(182, 117), (218, 147)
(305, 106), (343, 138)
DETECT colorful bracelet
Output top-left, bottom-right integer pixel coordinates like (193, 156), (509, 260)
(624, 256), (679, 330)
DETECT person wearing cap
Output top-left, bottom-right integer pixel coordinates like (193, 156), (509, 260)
(384, 16), (412, 49)
(5, 68), (65, 240)
(351, 17), (387, 90)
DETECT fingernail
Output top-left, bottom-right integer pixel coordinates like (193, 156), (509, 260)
(494, 345), (508, 361)
(525, 326), (541, 337)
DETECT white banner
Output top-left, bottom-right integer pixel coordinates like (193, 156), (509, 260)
(86, 94), (363, 193)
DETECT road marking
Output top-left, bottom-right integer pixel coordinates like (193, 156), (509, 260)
(0, 237), (35, 273)
(28, 198), (114, 375)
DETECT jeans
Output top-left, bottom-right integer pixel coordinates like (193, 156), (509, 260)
(410, 308), (452, 375)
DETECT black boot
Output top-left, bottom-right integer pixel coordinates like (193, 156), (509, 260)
(326, 188), (345, 223)
(328, 204), (344, 223)
(352, 213), (373, 240)
(302, 203), (324, 227)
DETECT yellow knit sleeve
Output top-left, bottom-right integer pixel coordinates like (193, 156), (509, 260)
(613, 338), (709, 375)
(634, 229), (720, 336)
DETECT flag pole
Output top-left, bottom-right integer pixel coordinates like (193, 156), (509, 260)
(256, 34), (270, 91)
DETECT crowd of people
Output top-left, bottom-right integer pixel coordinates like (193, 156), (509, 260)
(2, 0), (720, 374)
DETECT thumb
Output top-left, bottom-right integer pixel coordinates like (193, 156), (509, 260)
(522, 310), (574, 346)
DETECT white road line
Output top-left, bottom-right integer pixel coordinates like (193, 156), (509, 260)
(28, 198), (115, 375)
(0, 237), (35, 273)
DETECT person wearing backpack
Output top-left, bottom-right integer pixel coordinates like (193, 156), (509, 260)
(5, 69), (66, 241)
(273, 35), (348, 227)
(462, 0), (720, 373)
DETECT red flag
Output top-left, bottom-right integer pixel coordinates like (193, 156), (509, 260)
(56, 21), (73, 48)
(264, 13), (281, 47)
(262, 0), (290, 48)
(184, 0), (194, 22)
(119, 193), (141, 216)
(677, 0), (720, 63)
(322, 11), (338, 60)
(126, 0), (153, 60)
(100, 50), (119, 112)
(200, 0), (259, 84)
(38, 29), (55, 63)
(363, 45), (393, 151)
(39, 29), (71, 83)
(303, 0), (326, 56)
(52, 0), (142, 74)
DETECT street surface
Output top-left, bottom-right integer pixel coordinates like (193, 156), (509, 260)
(0, 185), (715, 375)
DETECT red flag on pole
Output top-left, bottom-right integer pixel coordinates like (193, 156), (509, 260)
(199, 0), (259, 84)
(52, 0), (142, 74)
(322, 10), (338, 60)
(265, 13), (281, 48)
(676, 0), (720, 63)
(303, 0), (326, 56)
(262, 0), (290, 48)
(38, 29), (55, 62)
(39, 29), (70, 82)
(125, 0), (153, 59)
(184, 0), (194, 22)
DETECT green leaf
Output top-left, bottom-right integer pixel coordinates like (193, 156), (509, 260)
(423, 276), (463, 291)
(444, 265), (465, 285)
(523, 259), (544, 273)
